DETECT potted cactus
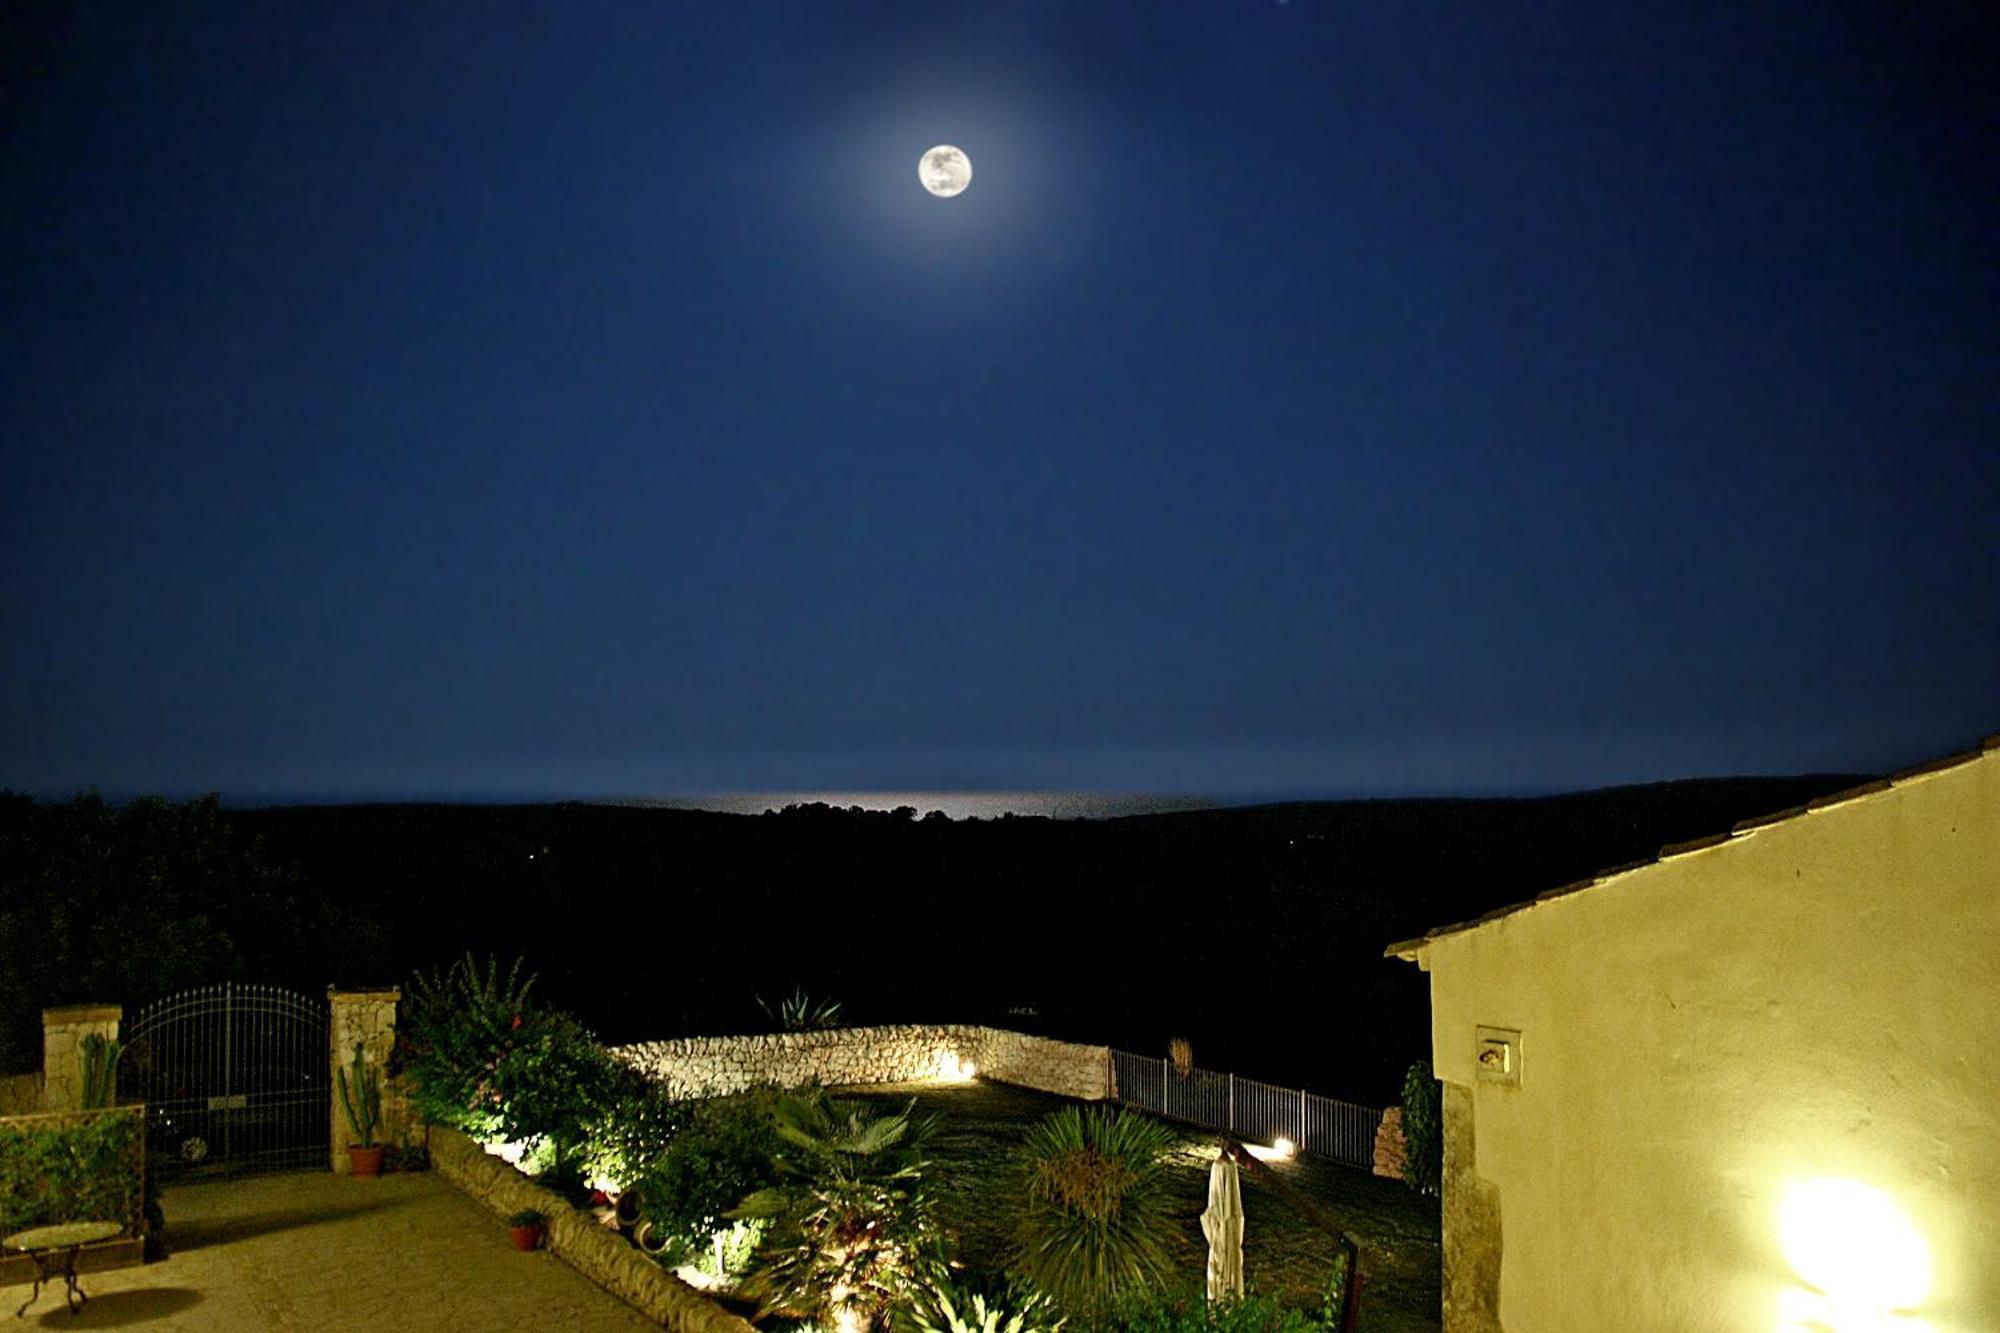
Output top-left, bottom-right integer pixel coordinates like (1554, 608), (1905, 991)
(507, 1208), (547, 1252)
(337, 1041), (385, 1177)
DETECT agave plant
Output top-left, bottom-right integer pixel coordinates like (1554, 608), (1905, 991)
(909, 1280), (1066, 1333)
(756, 986), (844, 1032)
(1005, 1106), (1180, 1321)
(731, 1091), (945, 1330)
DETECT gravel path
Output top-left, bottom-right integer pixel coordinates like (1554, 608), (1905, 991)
(11, 1169), (657, 1330)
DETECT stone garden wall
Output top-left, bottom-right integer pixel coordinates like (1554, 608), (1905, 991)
(613, 1025), (1111, 1102)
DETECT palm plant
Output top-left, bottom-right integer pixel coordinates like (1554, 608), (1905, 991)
(1005, 1106), (1180, 1321)
(732, 1091), (944, 1330)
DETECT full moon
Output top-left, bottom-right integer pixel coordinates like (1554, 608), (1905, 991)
(919, 145), (972, 198)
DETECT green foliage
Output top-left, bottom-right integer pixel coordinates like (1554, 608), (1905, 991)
(583, 1073), (690, 1192)
(636, 1087), (782, 1255)
(1004, 1106), (1180, 1321)
(757, 986), (844, 1032)
(399, 953), (538, 1137)
(506, 1207), (547, 1228)
(0, 1107), (145, 1236)
(909, 1279), (1067, 1333)
(0, 793), (313, 1073)
(731, 1090), (946, 1330)
(1399, 1062), (1442, 1199)
(336, 1042), (382, 1148)
(80, 1034), (123, 1110)
(487, 1008), (628, 1191)
(1093, 1290), (1323, 1333)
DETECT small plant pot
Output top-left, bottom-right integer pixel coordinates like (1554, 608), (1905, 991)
(510, 1224), (546, 1252)
(347, 1144), (385, 1178)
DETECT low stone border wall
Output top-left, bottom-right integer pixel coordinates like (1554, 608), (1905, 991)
(429, 1127), (754, 1333)
(613, 1025), (1110, 1102)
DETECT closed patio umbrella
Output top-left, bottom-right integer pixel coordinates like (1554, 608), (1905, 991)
(1201, 1148), (1245, 1302)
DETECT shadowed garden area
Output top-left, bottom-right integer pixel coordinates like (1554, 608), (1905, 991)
(839, 1082), (1441, 1333)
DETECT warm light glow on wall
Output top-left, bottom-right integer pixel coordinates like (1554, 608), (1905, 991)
(934, 1053), (977, 1082)
(1775, 1178), (1934, 1333)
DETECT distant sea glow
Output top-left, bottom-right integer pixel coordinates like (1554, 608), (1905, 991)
(611, 791), (1223, 820)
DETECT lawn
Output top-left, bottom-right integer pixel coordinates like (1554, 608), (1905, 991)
(839, 1081), (1441, 1333)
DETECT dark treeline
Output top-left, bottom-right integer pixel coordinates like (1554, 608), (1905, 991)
(1, 774), (1866, 1105)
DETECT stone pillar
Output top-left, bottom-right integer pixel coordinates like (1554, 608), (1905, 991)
(1372, 1106), (1408, 1181)
(328, 987), (419, 1172)
(42, 1004), (121, 1113)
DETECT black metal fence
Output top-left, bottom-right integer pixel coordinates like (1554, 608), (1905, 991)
(1109, 1050), (1384, 1171)
(119, 983), (329, 1177)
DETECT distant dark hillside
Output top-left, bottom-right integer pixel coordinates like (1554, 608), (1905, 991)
(220, 771), (1866, 1105)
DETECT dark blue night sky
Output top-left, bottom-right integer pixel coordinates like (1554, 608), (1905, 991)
(4, 4), (1996, 800)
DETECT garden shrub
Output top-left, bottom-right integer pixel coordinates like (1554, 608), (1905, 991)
(584, 1071), (690, 1192)
(1094, 1289), (1323, 1333)
(1399, 1061), (1442, 1199)
(636, 1086), (783, 1261)
(399, 953), (539, 1137)
(732, 1090), (946, 1330)
(0, 1107), (145, 1236)
(487, 1008), (629, 1191)
(1004, 1106), (1179, 1321)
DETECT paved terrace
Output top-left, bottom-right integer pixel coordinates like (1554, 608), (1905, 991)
(10, 1169), (656, 1331)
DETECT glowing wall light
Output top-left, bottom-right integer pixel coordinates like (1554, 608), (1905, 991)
(1775, 1178), (1933, 1333)
(934, 1053), (977, 1082)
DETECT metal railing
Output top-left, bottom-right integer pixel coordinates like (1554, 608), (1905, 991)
(1109, 1050), (1384, 1171)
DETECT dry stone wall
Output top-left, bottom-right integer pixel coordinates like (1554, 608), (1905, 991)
(613, 1025), (1110, 1102)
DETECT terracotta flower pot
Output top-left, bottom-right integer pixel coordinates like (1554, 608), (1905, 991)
(348, 1144), (385, 1178)
(510, 1224), (545, 1252)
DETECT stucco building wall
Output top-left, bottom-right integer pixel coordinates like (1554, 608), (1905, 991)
(1407, 746), (1997, 1332)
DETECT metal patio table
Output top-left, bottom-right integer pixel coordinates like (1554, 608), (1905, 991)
(4, 1221), (124, 1317)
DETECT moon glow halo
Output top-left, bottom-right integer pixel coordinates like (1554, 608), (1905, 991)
(920, 145), (972, 198)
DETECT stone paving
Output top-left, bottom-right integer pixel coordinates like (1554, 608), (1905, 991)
(9, 1169), (658, 1330)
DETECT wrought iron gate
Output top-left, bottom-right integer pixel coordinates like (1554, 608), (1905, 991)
(119, 983), (329, 1176)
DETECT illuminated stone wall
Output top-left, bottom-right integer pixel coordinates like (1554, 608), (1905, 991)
(614, 1025), (1110, 1102)
(1404, 741), (2000, 1332)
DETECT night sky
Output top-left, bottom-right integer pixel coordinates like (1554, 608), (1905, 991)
(4, 4), (1996, 801)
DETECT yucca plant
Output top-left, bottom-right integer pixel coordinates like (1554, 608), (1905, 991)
(337, 1041), (381, 1148)
(1005, 1106), (1180, 1321)
(731, 1091), (944, 1330)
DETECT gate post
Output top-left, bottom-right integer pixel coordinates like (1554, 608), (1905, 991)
(328, 987), (408, 1173)
(42, 1004), (121, 1113)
